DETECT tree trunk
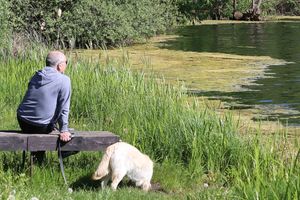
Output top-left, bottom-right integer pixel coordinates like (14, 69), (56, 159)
(257, 0), (262, 8)
(233, 0), (237, 19)
(234, 0), (263, 21)
(252, 0), (262, 20)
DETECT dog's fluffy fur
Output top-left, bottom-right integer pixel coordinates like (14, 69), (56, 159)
(92, 142), (153, 191)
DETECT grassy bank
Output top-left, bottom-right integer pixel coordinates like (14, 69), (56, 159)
(73, 35), (295, 134)
(193, 16), (300, 25)
(0, 54), (299, 199)
(73, 35), (288, 93)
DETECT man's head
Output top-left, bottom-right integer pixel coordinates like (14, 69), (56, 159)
(46, 51), (68, 73)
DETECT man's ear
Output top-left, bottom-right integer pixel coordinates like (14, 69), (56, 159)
(57, 64), (62, 72)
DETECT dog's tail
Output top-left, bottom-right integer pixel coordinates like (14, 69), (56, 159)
(92, 144), (115, 180)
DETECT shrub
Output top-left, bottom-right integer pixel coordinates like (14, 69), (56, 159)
(275, 0), (300, 15)
(8, 0), (178, 48)
(0, 0), (12, 57)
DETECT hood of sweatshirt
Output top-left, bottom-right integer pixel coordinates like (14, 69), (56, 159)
(30, 66), (61, 87)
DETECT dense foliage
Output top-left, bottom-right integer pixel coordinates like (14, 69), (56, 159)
(0, 0), (12, 56)
(177, 0), (300, 21)
(8, 0), (178, 48)
(274, 0), (300, 15)
(3, 0), (299, 50)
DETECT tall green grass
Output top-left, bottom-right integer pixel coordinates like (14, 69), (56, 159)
(0, 55), (299, 199)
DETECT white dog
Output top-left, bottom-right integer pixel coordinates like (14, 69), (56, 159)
(92, 142), (153, 191)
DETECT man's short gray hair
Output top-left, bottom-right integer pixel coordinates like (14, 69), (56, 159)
(46, 51), (66, 67)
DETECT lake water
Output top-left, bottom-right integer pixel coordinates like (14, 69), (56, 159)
(162, 22), (300, 126)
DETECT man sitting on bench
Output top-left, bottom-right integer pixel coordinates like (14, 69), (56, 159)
(17, 50), (73, 163)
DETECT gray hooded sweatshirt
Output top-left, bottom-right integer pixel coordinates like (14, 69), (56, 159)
(17, 66), (71, 132)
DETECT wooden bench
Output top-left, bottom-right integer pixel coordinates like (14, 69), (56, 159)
(0, 130), (120, 184)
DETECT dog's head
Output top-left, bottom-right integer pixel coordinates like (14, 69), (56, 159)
(142, 182), (151, 192)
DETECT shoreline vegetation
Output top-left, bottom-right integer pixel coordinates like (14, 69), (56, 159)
(72, 32), (298, 136)
(1, 8), (300, 198)
(199, 16), (300, 25)
(0, 21), (300, 199)
(2, 47), (300, 199)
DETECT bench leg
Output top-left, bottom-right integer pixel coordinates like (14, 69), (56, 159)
(22, 151), (26, 170)
(21, 151), (34, 176)
(29, 152), (34, 176)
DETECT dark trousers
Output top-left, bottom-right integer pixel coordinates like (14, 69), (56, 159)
(17, 115), (53, 134)
(17, 115), (54, 164)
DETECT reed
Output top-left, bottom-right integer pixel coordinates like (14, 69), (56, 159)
(0, 54), (299, 199)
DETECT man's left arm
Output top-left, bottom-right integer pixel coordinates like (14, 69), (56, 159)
(57, 77), (71, 134)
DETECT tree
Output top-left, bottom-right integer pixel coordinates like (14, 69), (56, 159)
(233, 0), (263, 21)
(252, 0), (263, 20)
(233, 0), (237, 19)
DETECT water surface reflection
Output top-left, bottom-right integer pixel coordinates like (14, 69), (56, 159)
(161, 22), (300, 125)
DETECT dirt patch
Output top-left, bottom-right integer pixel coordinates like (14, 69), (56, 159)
(150, 182), (168, 194)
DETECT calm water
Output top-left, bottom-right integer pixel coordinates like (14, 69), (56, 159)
(162, 22), (300, 125)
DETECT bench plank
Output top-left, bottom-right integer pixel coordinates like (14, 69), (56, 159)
(0, 132), (27, 151)
(0, 130), (120, 180)
(27, 134), (58, 151)
(59, 131), (119, 151)
(0, 131), (120, 151)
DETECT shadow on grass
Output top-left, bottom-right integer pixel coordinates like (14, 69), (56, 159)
(70, 174), (137, 191)
(70, 174), (167, 193)
(70, 173), (102, 191)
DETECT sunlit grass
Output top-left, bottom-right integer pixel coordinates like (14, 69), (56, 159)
(0, 55), (299, 199)
(72, 35), (288, 93)
(73, 36), (300, 137)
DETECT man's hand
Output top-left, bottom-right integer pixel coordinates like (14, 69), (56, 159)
(60, 131), (72, 142)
